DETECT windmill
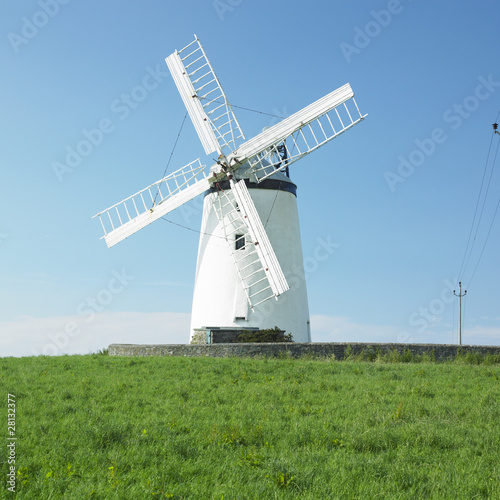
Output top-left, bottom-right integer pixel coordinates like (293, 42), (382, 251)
(94, 35), (367, 343)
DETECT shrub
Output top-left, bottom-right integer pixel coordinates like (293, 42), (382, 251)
(236, 327), (293, 343)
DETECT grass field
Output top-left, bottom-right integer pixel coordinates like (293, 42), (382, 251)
(1, 352), (500, 499)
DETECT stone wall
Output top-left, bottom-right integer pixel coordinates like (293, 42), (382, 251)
(109, 342), (500, 360)
(192, 327), (261, 344)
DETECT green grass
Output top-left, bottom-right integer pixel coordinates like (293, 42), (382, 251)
(1, 353), (500, 499)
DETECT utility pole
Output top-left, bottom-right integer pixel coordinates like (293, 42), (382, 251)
(453, 282), (467, 345)
(494, 123), (500, 136)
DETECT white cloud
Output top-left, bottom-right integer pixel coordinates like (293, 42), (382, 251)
(0, 311), (191, 357)
(310, 315), (402, 343)
(311, 314), (500, 347)
(461, 325), (500, 346)
(2, 312), (498, 358)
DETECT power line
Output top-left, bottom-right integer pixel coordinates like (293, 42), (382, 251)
(160, 216), (227, 241)
(199, 96), (286, 120)
(465, 122), (500, 285)
(153, 112), (189, 206)
(458, 123), (498, 280)
(232, 102), (285, 119)
(153, 102), (286, 238)
(468, 191), (500, 286)
(452, 116), (500, 345)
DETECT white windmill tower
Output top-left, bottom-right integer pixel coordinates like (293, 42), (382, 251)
(94, 35), (366, 343)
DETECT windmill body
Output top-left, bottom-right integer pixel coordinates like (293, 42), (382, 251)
(94, 35), (366, 343)
(191, 171), (311, 342)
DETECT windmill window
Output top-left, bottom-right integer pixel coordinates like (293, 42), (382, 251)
(235, 234), (245, 251)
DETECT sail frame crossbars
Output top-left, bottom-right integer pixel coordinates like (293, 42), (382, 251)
(93, 159), (207, 246)
(94, 34), (368, 316)
(221, 83), (366, 182)
(212, 180), (289, 309)
(237, 92), (366, 182)
(166, 35), (244, 156)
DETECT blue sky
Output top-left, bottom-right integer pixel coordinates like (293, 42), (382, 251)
(2, 0), (500, 356)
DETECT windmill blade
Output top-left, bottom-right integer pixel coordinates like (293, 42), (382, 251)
(93, 159), (209, 248)
(212, 179), (289, 309)
(227, 83), (366, 182)
(231, 179), (289, 298)
(166, 35), (245, 156)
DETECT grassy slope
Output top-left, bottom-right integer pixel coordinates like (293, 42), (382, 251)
(1, 354), (500, 499)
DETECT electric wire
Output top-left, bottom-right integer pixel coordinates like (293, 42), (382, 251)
(158, 182), (228, 243)
(231, 103), (285, 119)
(461, 134), (499, 279)
(464, 129), (500, 286)
(153, 112), (224, 240)
(200, 95), (290, 231)
(263, 135), (299, 229)
(152, 112), (188, 206)
(199, 96), (286, 120)
(152, 112), (227, 240)
(155, 100), (287, 237)
(264, 186), (281, 230)
(458, 125), (498, 280)
(467, 192), (500, 286)
(453, 112), (500, 342)
(159, 216), (227, 241)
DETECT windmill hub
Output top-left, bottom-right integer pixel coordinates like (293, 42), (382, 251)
(94, 35), (366, 343)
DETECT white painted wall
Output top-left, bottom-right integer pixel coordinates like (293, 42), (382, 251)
(190, 177), (310, 342)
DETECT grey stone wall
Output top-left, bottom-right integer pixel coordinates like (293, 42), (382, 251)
(109, 342), (500, 360)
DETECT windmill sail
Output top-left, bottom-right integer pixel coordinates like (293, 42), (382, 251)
(94, 159), (208, 248)
(94, 34), (367, 323)
(227, 83), (366, 182)
(212, 179), (289, 309)
(166, 35), (244, 156)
